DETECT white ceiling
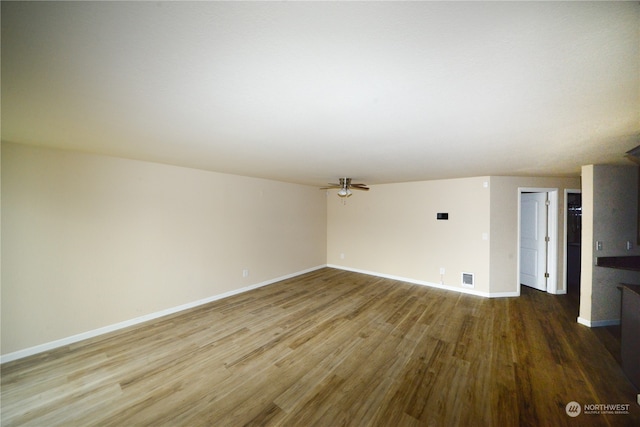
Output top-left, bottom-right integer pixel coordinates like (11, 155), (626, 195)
(2, 1), (638, 186)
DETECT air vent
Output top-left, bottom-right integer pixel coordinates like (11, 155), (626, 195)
(462, 272), (474, 288)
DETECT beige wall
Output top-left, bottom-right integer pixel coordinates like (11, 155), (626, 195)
(327, 177), (492, 294)
(0, 141), (596, 358)
(580, 166), (595, 321)
(327, 175), (581, 296)
(1, 142), (327, 355)
(489, 176), (581, 294)
(580, 164), (640, 324)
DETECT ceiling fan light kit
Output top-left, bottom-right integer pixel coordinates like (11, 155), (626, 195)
(337, 188), (352, 198)
(321, 178), (369, 199)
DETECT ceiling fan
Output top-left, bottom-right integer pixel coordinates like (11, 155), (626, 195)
(321, 178), (369, 198)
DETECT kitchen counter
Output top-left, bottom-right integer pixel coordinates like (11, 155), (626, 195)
(596, 255), (640, 271)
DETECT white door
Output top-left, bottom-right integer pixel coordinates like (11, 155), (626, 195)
(520, 192), (548, 291)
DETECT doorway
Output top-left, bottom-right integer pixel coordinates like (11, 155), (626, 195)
(518, 188), (558, 294)
(565, 190), (582, 298)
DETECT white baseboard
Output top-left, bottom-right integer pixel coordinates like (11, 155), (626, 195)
(577, 317), (621, 328)
(326, 264), (518, 298)
(489, 291), (521, 298)
(0, 265), (326, 364)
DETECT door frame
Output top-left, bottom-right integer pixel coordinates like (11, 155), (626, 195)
(517, 187), (559, 295)
(562, 188), (581, 295)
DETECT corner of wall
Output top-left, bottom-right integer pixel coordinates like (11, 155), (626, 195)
(580, 164), (640, 325)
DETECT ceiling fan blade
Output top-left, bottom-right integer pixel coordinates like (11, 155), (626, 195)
(322, 179), (369, 192)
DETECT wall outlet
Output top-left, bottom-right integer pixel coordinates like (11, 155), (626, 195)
(340, 253), (345, 259)
(439, 267), (445, 275)
(242, 269), (249, 278)
(627, 241), (633, 251)
(596, 241), (603, 251)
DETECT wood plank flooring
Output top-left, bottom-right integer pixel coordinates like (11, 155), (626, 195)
(2, 268), (639, 426)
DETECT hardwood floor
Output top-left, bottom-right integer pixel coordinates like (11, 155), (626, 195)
(2, 268), (639, 426)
